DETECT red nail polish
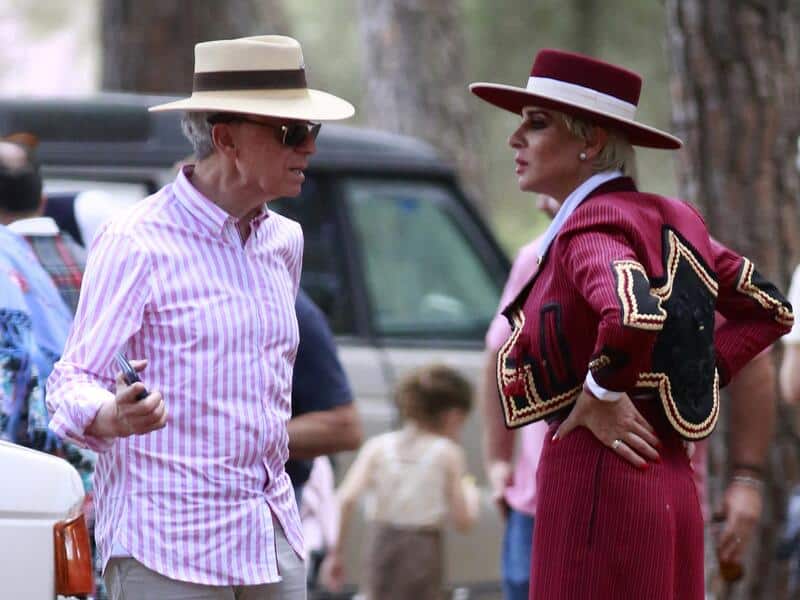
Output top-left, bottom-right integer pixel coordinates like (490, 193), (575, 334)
(551, 434), (559, 443)
(639, 463), (649, 471)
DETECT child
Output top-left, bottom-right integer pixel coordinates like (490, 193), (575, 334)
(321, 363), (480, 600)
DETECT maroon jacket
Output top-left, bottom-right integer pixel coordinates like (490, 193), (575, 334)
(498, 178), (793, 439)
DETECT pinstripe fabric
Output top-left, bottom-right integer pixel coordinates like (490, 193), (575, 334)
(530, 398), (704, 599)
(46, 167), (305, 585)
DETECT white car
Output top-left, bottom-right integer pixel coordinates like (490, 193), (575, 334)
(0, 440), (93, 599)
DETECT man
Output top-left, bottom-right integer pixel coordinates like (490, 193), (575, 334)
(0, 138), (85, 460)
(46, 35), (354, 599)
(287, 288), (362, 502)
(780, 264), (800, 404)
(0, 139), (102, 596)
(482, 195), (558, 600)
(287, 288), (362, 590)
(0, 135), (86, 312)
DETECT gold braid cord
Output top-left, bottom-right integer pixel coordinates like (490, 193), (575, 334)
(496, 308), (581, 428)
(736, 258), (794, 328)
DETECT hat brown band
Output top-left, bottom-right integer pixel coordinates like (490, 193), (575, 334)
(193, 69), (307, 92)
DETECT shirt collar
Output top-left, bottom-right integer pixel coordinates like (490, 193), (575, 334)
(537, 170), (624, 258)
(7, 216), (60, 236)
(172, 165), (269, 237)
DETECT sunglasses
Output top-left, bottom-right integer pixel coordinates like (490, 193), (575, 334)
(207, 114), (321, 147)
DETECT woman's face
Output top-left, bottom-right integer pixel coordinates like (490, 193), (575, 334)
(508, 107), (587, 201)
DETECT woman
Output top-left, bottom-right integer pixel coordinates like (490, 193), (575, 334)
(470, 49), (793, 599)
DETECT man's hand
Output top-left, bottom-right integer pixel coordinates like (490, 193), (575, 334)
(554, 389), (660, 469)
(88, 359), (167, 438)
(487, 460), (512, 519)
(715, 479), (763, 565)
(320, 549), (345, 593)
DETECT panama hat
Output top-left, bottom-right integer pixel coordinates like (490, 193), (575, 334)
(150, 35), (354, 121)
(470, 49), (681, 149)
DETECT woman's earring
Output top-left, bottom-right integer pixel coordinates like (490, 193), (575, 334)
(579, 152), (587, 161)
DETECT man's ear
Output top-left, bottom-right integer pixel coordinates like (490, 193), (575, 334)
(584, 126), (609, 161)
(210, 123), (237, 159)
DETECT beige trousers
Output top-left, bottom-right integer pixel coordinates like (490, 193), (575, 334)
(104, 518), (306, 600)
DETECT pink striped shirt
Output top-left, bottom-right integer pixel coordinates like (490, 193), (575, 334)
(46, 167), (304, 585)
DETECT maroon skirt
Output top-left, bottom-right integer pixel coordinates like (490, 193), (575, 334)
(529, 398), (705, 599)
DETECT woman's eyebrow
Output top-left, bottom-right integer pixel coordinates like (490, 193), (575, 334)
(522, 108), (549, 120)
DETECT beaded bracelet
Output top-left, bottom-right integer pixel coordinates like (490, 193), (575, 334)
(731, 474), (764, 492)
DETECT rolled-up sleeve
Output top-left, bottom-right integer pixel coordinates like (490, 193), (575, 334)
(46, 228), (152, 451)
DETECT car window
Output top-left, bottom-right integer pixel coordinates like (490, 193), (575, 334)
(271, 177), (355, 335)
(344, 179), (500, 340)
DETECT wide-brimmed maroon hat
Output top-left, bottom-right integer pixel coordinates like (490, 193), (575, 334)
(470, 49), (682, 150)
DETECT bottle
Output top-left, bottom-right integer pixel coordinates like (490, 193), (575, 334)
(711, 514), (744, 582)
(718, 559), (743, 583)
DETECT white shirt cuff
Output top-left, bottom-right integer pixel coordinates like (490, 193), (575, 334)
(585, 371), (624, 402)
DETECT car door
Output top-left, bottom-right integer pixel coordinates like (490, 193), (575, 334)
(341, 176), (508, 590)
(270, 175), (391, 442)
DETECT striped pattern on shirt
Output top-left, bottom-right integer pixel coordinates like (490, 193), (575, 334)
(46, 167), (304, 585)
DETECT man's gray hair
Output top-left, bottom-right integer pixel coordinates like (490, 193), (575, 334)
(180, 111), (216, 160)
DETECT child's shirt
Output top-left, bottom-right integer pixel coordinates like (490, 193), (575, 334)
(362, 426), (461, 529)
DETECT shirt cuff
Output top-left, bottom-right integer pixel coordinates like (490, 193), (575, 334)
(48, 386), (116, 453)
(585, 371), (624, 402)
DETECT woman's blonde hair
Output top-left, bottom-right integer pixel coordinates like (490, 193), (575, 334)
(394, 364), (473, 429)
(559, 112), (637, 179)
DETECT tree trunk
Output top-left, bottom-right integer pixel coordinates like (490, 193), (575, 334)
(570, 0), (600, 56)
(357, 0), (486, 211)
(666, 1), (800, 598)
(101, 0), (290, 94)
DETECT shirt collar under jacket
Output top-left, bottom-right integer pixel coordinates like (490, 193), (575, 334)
(537, 170), (624, 259)
(173, 165), (270, 238)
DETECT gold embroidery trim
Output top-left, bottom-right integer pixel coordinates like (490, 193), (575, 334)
(613, 260), (667, 330)
(588, 355), (611, 371)
(613, 231), (719, 333)
(736, 258), (794, 328)
(496, 308), (582, 428)
(636, 369), (720, 440)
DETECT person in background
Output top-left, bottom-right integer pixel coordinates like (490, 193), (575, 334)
(482, 195), (558, 600)
(322, 364), (480, 600)
(777, 264), (800, 590)
(298, 456), (340, 592)
(781, 264), (800, 404)
(0, 137), (102, 596)
(287, 288), (362, 591)
(287, 288), (362, 503)
(0, 134), (86, 312)
(46, 35), (354, 600)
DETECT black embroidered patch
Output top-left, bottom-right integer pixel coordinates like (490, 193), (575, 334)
(636, 228), (720, 439)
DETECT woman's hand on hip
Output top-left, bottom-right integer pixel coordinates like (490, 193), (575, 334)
(553, 389), (661, 469)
